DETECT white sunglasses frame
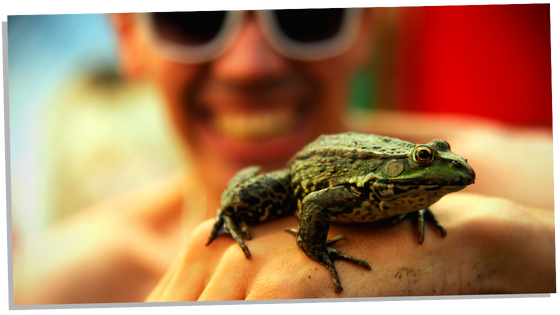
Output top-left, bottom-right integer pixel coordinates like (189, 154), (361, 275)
(136, 8), (364, 64)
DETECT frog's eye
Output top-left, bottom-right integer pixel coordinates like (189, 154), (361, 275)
(413, 146), (434, 165)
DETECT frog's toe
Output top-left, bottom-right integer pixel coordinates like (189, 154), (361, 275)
(206, 233), (219, 246)
(285, 227), (298, 236)
(206, 217), (226, 246)
(237, 240), (251, 259)
(326, 247), (371, 270)
(238, 220), (252, 240)
(222, 215), (252, 258)
(421, 208), (447, 237)
(390, 208), (447, 244)
(315, 246), (369, 293)
(391, 213), (408, 225)
(314, 250), (343, 293)
(417, 208), (446, 244)
(326, 234), (346, 246)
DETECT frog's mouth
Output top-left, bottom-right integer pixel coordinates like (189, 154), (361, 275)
(374, 179), (474, 192)
(373, 181), (470, 202)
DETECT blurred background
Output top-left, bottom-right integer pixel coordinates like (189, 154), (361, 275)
(8, 4), (552, 244)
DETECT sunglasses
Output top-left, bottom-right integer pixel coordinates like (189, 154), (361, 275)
(137, 8), (363, 63)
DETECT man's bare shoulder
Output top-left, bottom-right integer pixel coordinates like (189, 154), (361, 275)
(14, 171), (188, 304)
(65, 170), (187, 228)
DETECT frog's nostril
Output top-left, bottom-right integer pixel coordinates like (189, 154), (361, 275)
(452, 160), (461, 167)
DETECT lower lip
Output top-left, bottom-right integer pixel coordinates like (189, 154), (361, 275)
(195, 116), (314, 166)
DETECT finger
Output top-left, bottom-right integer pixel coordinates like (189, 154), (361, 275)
(145, 238), (195, 302)
(146, 220), (223, 302)
(196, 246), (254, 301)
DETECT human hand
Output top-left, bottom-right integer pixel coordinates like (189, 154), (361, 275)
(145, 193), (555, 301)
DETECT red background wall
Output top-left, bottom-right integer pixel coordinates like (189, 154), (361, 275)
(393, 4), (551, 128)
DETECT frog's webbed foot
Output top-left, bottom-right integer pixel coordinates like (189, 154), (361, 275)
(206, 166), (263, 259)
(207, 213), (252, 259)
(391, 208), (446, 244)
(286, 229), (370, 293)
(324, 246), (371, 270)
(316, 248), (366, 293)
(286, 227), (370, 293)
(207, 167), (294, 260)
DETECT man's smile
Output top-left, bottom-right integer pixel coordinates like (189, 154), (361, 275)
(187, 75), (318, 165)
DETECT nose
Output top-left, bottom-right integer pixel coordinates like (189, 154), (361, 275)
(210, 12), (289, 84)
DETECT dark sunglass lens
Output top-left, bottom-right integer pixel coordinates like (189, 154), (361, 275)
(152, 11), (226, 45)
(274, 8), (344, 43)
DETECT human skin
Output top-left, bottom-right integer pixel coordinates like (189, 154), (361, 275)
(146, 193), (555, 300)
(12, 9), (555, 304)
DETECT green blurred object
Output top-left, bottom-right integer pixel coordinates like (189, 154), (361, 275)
(350, 70), (374, 111)
(349, 7), (399, 112)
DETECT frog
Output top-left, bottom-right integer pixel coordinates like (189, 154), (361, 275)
(206, 132), (475, 293)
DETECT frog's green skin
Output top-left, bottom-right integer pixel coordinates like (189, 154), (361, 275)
(207, 132), (475, 293)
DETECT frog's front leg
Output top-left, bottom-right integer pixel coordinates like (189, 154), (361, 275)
(288, 185), (371, 293)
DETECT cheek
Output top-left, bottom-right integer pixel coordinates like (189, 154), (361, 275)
(302, 58), (357, 118)
(148, 60), (203, 143)
(152, 61), (198, 104)
(308, 56), (357, 97)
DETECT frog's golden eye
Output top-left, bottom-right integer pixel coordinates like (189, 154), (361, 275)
(414, 147), (434, 165)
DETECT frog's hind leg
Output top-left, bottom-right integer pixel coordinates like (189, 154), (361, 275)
(291, 185), (371, 293)
(391, 208), (447, 244)
(207, 212), (248, 242)
(206, 212), (252, 258)
(206, 166), (263, 259)
(207, 167), (294, 259)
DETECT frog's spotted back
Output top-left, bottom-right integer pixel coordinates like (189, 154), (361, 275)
(292, 132), (416, 161)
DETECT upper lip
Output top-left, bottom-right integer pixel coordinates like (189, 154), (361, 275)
(199, 76), (304, 107)
(203, 95), (302, 115)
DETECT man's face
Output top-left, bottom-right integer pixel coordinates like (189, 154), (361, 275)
(115, 10), (372, 191)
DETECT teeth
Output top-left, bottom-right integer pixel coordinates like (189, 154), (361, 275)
(212, 109), (297, 140)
